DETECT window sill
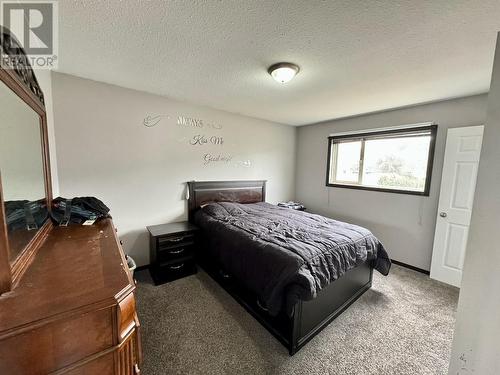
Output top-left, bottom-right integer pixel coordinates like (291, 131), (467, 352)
(326, 182), (430, 196)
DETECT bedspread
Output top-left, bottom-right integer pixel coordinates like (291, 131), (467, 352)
(195, 202), (391, 316)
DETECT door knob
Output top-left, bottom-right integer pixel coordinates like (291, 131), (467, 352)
(439, 212), (447, 218)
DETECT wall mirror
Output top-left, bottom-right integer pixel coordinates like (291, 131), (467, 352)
(0, 25), (51, 293)
(0, 80), (48, 263)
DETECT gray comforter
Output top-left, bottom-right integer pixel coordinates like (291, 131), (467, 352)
(195, 202), (391, 316)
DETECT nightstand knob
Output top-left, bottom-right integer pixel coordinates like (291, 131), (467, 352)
(168, 248), (185, 255)
(166, 236), (185, 243)
(169, 263), (184, 270)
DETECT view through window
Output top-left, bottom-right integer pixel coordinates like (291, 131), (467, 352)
(327, 125), (437, 195)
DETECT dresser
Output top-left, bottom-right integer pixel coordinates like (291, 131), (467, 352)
(0, 219), (142, 374)
(0, 27), (142, 374)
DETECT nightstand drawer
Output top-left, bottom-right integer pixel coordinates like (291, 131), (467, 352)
(151, 259), (196, 284)
(157, 244), (195, 264)
(158, 234), (195, 250)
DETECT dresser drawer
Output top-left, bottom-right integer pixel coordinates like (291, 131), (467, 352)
(158, 243), (195, 264)
(0, 308), (114, 374)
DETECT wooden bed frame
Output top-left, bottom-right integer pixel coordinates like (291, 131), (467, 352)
(187, 180), (373, 355)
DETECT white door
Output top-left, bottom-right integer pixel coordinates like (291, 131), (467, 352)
(430, 125), (484, 287)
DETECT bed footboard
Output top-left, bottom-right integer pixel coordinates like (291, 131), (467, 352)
(290, 261), (373, 354)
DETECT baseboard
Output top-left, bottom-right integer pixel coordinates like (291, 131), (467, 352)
(135, 265), (150, 272)
(391, 259), (430, 275)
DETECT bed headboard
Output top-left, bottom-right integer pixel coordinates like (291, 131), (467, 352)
(187, 180), (267, 223)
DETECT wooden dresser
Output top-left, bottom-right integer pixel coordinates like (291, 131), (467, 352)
(0, 27), (141, 374)
(0, 219), (142, 374)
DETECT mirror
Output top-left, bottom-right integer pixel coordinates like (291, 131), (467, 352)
(0, 80), (47, 263)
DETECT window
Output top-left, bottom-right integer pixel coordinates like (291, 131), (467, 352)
(326, 125), (437, 195)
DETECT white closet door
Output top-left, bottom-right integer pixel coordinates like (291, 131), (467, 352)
(430, 125), (484, 287)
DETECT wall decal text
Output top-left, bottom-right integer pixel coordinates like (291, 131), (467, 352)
(144, 113), (242, 167)
(177, 115), (222, 130)
(190, 134), (224, 146)
(143, 114), (222, 131)
(204, 153), (232, 165)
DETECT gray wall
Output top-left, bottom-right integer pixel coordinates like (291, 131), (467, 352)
(52, 73), (296, 266)
(295, 95), (488, 271)
(448, 35), (500, 375)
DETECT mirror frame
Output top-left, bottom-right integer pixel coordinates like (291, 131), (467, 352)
(0, 28), (52, 294)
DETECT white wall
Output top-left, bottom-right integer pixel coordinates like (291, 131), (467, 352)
(51, 73), (296, 266)
(448, 34), (500, 375)
(295, 95), (488, 271)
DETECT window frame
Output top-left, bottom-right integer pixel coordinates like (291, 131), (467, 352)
(325, 124), (438, 196)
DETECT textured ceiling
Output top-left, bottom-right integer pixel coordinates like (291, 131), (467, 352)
(56, 1), (500, 126)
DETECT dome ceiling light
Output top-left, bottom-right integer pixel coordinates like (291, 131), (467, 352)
(268, 62), (300, 83)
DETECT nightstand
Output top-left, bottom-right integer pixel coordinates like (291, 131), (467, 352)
(146, 221), (198, 285)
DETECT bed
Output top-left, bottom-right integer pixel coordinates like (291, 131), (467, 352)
(187, 180), (391, 355)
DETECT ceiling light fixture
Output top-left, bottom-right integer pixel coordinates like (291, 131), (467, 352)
(268, 62), (300, 83)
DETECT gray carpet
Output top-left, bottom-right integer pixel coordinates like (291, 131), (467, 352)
(135, 265), (459, 375)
